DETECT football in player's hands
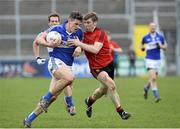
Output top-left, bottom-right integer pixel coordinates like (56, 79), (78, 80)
(46, 31), (62, 46)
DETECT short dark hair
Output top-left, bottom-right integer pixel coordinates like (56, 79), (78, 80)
(48, 13), (60, 22)
(69, 11), (83, 22)
(84, 12), (98, 22)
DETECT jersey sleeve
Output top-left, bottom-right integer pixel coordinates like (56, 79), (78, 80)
(160, 35), (165, 44)
(78, 29), (83, 41)
(141, 36), (146, 45)
(47, 25), (58, 33)
(95, 30), (105, 43)
(111, 41), (120, 48)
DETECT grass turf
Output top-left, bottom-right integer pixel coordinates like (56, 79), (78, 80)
(0, 76), (180, 128)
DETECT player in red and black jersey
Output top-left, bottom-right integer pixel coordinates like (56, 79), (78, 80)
(68, 12), (131, 120)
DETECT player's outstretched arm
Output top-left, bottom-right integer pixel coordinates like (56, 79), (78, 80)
(33, 38), (46, 65)
(68, 38), (103, 54)
(33, 39), (40, 58)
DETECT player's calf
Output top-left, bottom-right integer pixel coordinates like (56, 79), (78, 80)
(39, 98), (50, 113)
(144, 88), (148, 99)
(143, 84), (150, 99)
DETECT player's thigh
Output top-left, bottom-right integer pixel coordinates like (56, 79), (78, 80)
(54, 65), (74, 80)
(48, 57), (74, 80)
(148, 69), (157, 79)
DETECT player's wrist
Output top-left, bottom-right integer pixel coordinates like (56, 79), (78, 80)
(78, 41), (83, 47)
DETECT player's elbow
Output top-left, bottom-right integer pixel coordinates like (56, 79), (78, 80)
(92, 48), (100, 54)
(163, 44), (167, 50)
(33, 39), (38, 46)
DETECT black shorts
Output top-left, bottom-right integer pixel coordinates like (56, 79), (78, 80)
(90, 61), (114, 80)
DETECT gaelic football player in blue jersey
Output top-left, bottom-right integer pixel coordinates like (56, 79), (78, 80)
(23, 11), (83, 128)
(141, 22), (167, 102)
(33, 13), (77, 116)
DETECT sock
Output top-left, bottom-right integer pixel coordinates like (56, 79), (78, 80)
(144, 84), (150, 92)
(26, 112), (37, 123)
(116, 106), (124, 114)
(87, 96), (95, 107)
(43, 91), (53, 101)
(65, 96), (74, 107)
(152, 86), (159, 98)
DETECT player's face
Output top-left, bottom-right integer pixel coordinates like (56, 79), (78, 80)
(48, 17), (60, 27)
(149, 23), (157, 33)
(68, 19), (82, 33)
(83, 19), (96, 32)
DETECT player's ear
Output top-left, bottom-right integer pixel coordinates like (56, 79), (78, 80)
(94, 21), (98, 26)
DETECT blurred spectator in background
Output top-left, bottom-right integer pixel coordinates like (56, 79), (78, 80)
(22, 61), (37, 77)
(108, 33), (123, 77)
(127, 47), (136, 76)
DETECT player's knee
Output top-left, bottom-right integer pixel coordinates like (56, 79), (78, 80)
(108, 83), (116, 91)
(63, 75), (74, 85)
(151, 75), (157, 82)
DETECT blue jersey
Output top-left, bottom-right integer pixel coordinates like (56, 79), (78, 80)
(47, 21), (83, 66)
(141, 32), (165, 60)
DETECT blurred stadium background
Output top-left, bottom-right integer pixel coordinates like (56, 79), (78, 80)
(0, 0), (180, 77)
(1, 0), (180, 128)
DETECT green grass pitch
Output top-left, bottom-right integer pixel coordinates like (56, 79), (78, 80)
(0, 76), (180, 128)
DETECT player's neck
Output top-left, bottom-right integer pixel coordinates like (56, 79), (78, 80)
(150, 32), (156, 36)
(89, 26), (96, 32)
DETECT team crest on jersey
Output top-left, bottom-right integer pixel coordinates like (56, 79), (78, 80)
(156, 37), (160, 40)
(147, 38), (151, 42)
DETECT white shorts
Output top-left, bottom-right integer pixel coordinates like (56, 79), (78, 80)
(145, 59), (161, 72)
(48, 57), (72, 76)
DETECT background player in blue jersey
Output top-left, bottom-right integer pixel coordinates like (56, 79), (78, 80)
(23, 11), (83, 128)
(33, 13), (77, 116)
(141, 22), (167, 102)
